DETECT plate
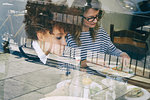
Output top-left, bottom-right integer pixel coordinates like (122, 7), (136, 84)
(57, 79), (102, 88)
(56, 79), (103, 95)
(40, 96), (91, 100)
(125, 86), (150, 100)
(101, 78), (122, 87)
(56, 79), (71, 88)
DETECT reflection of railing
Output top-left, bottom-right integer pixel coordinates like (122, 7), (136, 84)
(1, 6), (149, 80)
(53, 12), (82, 25)
(61, 45), (150, 79)
(87, 51), (150, 79)
(16, 34), (150, 79)
(109, 24), (149, 78)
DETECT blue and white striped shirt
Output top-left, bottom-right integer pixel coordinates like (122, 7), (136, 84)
(66, 27), (122, 60)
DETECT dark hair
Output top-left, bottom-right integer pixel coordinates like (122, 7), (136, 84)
(24, 2), (53, 40)
(24, 1), (82, 40)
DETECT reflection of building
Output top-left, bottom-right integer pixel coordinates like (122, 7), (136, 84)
(0, 0), (149, 61)
(99, 0), (150, 33)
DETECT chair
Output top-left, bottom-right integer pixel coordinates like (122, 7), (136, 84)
(110, 24), (149, 60)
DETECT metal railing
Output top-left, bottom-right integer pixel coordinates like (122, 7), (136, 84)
(0, 9), (149, 79)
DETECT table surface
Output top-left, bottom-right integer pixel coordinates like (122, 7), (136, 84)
(0, 52), (150, 100)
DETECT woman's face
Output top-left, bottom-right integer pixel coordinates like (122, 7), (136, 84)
(50, 26), (67, 55)
(83, 8), (99, 29)
(37, 26), (67, 56)
(52, 26), (67, 46)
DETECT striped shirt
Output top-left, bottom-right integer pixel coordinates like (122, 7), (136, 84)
(66, 27), (122, 60)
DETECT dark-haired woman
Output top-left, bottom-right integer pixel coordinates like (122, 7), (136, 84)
(24, 1), (80, 64)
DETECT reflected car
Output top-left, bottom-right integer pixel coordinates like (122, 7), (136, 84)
(100, 0), (150, 32)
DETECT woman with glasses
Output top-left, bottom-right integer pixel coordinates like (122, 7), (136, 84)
(66, 0), (130, 67)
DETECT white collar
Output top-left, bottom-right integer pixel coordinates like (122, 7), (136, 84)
(32, 40), (48, 64)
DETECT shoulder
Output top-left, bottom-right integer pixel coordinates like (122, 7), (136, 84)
(97, 27), (109, 37)
(98, 27), (106, 32)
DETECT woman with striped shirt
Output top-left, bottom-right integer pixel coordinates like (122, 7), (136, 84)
(66, 0), (130, 67)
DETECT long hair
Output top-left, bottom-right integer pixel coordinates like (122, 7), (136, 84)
(70, 0), (104, 46)
(83, 0), (103, 41)
(24, 1), (82, 41)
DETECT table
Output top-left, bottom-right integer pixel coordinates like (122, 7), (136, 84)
(0, 53), (150, 100)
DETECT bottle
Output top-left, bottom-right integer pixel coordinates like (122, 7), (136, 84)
(82, 75), (92, 99)
(69, 56), (83, 97)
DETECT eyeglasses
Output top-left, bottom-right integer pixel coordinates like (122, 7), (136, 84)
(81, 10), (104, 22)
(81, 14), (99, 22)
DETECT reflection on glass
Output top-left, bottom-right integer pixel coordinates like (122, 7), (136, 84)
(119, 0), (138, 11)
(23, 1), (81, 64)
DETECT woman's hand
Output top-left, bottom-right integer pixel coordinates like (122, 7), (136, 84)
(120, 52), (131, 68)
(81, 60), (88, 67)
(120, 52), (130, 59)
